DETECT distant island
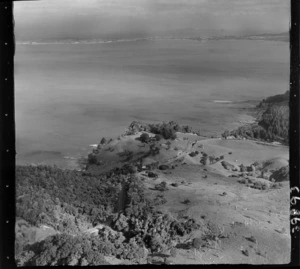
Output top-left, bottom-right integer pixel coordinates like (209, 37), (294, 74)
(15, 91), (290, 265)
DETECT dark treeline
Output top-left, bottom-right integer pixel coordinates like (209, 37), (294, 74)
(258, 90), (289, 107)
(222, 91), (289, 144)
(126, 120), (198, 139)
(16, 165), (122, 232)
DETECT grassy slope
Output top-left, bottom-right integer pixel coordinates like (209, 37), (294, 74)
(85, 129), (290, 264)
(16, 121), (290, 265)
(136, 135), (290, 264)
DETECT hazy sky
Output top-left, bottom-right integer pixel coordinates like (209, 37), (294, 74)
(14, 0), (290, 41)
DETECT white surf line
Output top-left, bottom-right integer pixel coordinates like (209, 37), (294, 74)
(213, 100), (233, 104)
(63, 156), (77, 160)
(89, 144), (98, 148)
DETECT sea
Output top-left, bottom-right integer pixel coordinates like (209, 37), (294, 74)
(15, 38), (289, 169)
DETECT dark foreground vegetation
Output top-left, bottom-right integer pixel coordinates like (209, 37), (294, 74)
(16, 165), (200, 265)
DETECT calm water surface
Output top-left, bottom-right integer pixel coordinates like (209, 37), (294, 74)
(15, 39), (289, 168)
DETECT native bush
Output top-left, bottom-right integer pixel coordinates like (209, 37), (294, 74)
(139, 133), (150, 143)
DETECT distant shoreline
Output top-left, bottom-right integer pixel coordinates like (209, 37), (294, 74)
(16, 32), (288, 45)
(16, 103), (258, 170)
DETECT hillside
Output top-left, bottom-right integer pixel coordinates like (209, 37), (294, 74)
(222, 91), (289, 144)
(15, 160), (201, 265)
(258, 91), (289, 108)
(16, 120), (290, 265)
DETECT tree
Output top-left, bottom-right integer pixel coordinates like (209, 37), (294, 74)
(182, 199), (191, 205)
(140, 133), (150, 143)
(87, 153), (98, 165)
(200, 156), (208, 165)
(149, 144), (160, 156)
(154, 134), (163, 141)
(208, 156), (215, 164)
(149, 234), (163, 252)
(240, 164), (247, 172)
(162, 127), (177, 140)
(118, 149), (134, 161)
(222, 130), (230, 139)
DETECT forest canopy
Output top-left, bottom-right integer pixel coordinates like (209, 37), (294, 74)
(16, 165), (200, 265)
(222, 91), (289, 144)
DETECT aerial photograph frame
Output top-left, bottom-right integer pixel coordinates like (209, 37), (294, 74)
(0, 0), (299, 267)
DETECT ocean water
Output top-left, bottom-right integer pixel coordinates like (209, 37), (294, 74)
(15, 38), (289, 168)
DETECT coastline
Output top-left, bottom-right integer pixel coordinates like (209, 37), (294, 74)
(16, 100), (259, 171)
(15, 96), (290, 265)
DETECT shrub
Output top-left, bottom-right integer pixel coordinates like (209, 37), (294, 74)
(261, 184), (267, 190)
(152, 195), (167, 206)
(161, 128), (177, 140)
(200, 157), (208, 165)
(147, 172), (158, 178)
(149, 123), (177, 140)
(238, 178), (247, 184)
(182, 199), (191, 205)
(166, 141), (172, 146)
(269, 165), (289, 182)
(147, 144), (160, 156)
(149, 235), (164, 252)
(100, 137), (107, 145)
(155, 182), (168, 192)
(222, 130), (230, 139)
(146, 162), (159, 170)
(192, 238), (202, 250)
(88, 153), (98, 165)
(118, 149), (134, 161)
(140, 133), (150, 143)
(208, 156), (216, 164)
(154, 134), (163, 141)
(240, 164), (247, 172)
(158, 165), (169, 170)
(189, 151), (198, 157)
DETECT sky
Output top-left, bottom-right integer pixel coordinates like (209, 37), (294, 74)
(14, 0), (290, 41)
